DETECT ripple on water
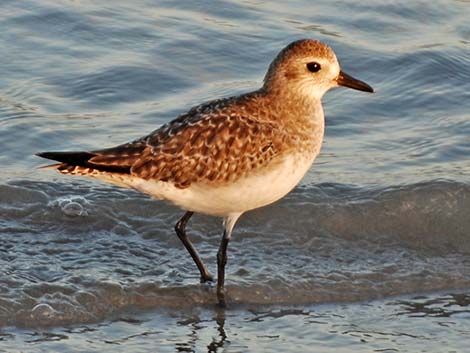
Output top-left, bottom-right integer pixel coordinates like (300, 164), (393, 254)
(1, 0), (470, 338)
(1, 180), (470, 327)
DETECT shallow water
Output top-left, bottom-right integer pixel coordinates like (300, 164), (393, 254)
(1, 0), (470, 351)
(2, 293), (470, 353)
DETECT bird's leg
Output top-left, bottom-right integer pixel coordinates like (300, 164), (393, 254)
(216, 230), (230, 307)
(175, 211), (213, 283)
(216, 212), (242, 307)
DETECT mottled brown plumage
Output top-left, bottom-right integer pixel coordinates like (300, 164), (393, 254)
(56, 88), (320, 189)
(37, 39), (374, 307)
(40, 40), (341, 190)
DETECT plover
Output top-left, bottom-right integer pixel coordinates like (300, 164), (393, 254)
(37, 39), (373, 307)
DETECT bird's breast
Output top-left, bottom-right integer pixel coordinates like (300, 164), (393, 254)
(133, 152), (318, 216)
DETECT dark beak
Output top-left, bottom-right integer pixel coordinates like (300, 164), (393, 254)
(336, 70), (374, 93)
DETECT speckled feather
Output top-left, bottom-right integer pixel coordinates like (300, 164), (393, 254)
(44, 40), (338, 191)
(36, 39), (374, 308)
(61, 85), (322, 188)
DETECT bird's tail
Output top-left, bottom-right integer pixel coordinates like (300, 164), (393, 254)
(36, 151), (131, 174)
(36, 150), (136, 188)
(36, 151), (96, 173)
(36, 151), (95, 164)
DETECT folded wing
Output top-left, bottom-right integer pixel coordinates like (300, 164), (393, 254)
(37, 110), (283, 189)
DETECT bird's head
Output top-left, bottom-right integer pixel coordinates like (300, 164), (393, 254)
(263, 39), (374, 102)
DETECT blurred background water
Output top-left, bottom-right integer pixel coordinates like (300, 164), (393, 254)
(1, 0), (470, 352)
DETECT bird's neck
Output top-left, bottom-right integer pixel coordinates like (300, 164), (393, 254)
(253, 88), (324, 129)
(234, 89), (325, 156)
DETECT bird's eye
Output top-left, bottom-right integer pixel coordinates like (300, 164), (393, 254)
(307, 62), (321, 73)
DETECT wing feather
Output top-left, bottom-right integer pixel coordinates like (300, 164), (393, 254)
(130, 113), (280, 188)
(38, 94), (295, 189)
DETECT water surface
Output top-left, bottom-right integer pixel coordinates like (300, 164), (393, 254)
(1, 0), (470, 351)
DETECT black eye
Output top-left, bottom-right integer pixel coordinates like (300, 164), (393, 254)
(307, 62), (321, 73)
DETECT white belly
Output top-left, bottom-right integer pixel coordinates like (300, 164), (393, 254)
(132, 153), (316, 216)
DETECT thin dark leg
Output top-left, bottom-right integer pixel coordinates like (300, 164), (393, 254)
(216, 231), (230, 307)
(175, 211), (213, 283)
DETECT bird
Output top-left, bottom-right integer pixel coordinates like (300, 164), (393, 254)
(36, 39), (374, 307)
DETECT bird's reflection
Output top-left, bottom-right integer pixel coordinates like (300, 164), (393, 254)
(207, 307), (228, 353)
(174, 307), (229, 353)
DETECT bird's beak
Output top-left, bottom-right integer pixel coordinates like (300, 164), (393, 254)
(336, 70), (374, 93)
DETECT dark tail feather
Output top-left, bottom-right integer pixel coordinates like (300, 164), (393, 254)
(36, 151), (96, 165)
(36, 151), (130, 173)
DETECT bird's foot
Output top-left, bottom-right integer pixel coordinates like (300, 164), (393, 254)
(201, 280), (214, 292)
(217, 289), (227, 308)
(200, 273), (214, 284)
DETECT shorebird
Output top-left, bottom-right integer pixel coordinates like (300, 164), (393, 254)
(37, 39), (373, 307)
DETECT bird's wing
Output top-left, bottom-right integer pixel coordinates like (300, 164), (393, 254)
(132, 112), (283, 188)
(37, 109), (288, 189)
(86, 110), (283, 189)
